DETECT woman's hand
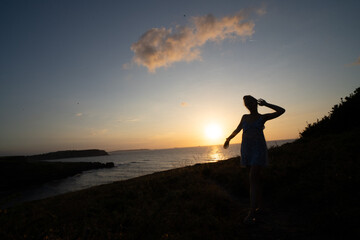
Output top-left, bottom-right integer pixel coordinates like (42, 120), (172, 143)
(257, 98), (268, 106)
(258, 99), (285, 121)
(223, 139), (230, 149)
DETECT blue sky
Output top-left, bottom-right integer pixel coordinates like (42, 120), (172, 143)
(1, 0), (359, 155)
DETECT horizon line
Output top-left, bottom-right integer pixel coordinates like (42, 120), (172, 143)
(0, 138), (297, 157)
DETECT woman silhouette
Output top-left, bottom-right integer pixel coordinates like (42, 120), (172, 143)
(224, 96), (285, 224)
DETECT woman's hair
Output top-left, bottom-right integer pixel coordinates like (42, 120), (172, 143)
(243, 95), (258, 111)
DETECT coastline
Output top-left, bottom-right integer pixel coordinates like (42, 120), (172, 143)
(0, 159), (114, 208)
(0, 140), (295, 209)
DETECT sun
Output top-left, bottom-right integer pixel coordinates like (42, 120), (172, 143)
(204, 123), (223, 141)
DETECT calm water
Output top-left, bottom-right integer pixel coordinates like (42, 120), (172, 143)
(6, 140), (293, 207)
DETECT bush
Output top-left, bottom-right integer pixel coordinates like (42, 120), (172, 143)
(300, 87), (360, 138)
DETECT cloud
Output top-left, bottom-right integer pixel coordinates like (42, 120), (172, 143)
(126, 118), (140, 122)
(254, 4), (267, 16)
(122, 63), (131, 70)
(350, 56), (360, 66)
(180, 102), (188, 107)
(90, 128), (108, 136)
(150, 131), (176, 140)
(130, 8), (262, 73)
(118, 117), (140, 123)
(75, 113), (83, 117)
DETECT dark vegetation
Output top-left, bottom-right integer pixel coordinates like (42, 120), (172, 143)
(0, 88), (359, 239)
(264, 87), (360, 237)
(300, 87), (360, 138)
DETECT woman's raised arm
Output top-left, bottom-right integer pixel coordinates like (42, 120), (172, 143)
(258, 99), (285, 121)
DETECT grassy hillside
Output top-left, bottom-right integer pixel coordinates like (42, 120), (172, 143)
(267, 128), (360, 233)
(0, 88), (359, 239)
(0, 158), (302, 240)
(300, 87), (360, 138)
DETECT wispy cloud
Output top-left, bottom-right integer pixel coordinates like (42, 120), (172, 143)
(180, 102), (188, 107)
(150, 131), (176, 140)
(122, 62), (131, 70)
(118, 117), (140, 123)
(130, 8), (263, 73)
(350, 56), (360, 66)
(255, 4), (267, 16)
(90, 128), (108, 136)
(126, 118), (140, 122)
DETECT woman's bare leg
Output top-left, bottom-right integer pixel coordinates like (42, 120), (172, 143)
(252, 165), (263, 210)
(244, 165), (263, 222)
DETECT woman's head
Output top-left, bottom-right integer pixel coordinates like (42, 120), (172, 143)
(243, 95), (258, 112)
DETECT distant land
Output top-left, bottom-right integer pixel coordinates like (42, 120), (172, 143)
(0, 149), (113, 207)
(110, 149), (151, 154)
(0, 149), (109, 161)
(26, 149), (108, 161)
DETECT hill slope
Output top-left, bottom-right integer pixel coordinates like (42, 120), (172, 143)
(300, 87), (360, 138)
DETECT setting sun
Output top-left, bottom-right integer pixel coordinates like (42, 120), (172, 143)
(205, 123), (223, 141)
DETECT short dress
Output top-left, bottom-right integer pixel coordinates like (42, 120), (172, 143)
(240, 115), (268, 166)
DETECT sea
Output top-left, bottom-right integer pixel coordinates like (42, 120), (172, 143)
(5, 140), (293, 207)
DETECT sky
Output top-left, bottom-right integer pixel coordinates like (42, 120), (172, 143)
(1, 0), (359, 155)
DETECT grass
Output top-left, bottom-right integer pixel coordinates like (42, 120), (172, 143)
(266, 129), (360, 235)
(0, 159), (247, 240)
(0, 128), (359, 239)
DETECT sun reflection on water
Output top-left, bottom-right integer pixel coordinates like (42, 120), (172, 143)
(207, 145), (227, 162)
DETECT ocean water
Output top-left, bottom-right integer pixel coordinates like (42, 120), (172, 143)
(7, 140), (293, 206)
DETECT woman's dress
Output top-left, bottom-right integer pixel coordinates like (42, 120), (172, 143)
(240, 116), (268, 166)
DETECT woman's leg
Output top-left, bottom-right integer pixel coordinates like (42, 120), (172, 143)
(245, 165), (263, 222)
(250, 165), (263, 210)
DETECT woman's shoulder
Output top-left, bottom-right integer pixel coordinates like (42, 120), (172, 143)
(241, 114), (250, 121)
